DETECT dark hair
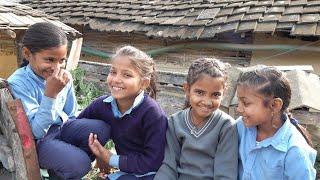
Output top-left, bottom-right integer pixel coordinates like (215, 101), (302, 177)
(184, 57), (229, 108)
(20, 22), (68, 67)
(237, 66), (313, 146)
(112, 45), (157, 99)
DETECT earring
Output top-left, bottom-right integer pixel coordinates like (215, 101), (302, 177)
(271, 112), (278, 129)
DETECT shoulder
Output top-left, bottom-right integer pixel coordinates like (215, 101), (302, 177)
(217, 109), (236, 125)
(8, 67), (28, 85)
(139, 94), (166, 116)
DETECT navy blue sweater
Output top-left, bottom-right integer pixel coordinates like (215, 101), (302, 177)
(78, 94), (168, 174)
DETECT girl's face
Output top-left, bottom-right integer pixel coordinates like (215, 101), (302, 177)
(236, 85), (273, 127)
(185, 75), (225, 123)
(24, 45), (67, 80)
(107, 56), (148, 103)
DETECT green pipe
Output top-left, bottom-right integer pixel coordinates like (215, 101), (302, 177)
(77, 42), (320, 59)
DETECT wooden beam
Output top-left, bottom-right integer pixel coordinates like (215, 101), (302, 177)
(66, 38), (83, 71)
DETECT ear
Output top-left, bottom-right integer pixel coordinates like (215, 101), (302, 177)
(271, 98), (283, 113)
(141, 78), (150, 90)
(183, 83), (190, 96)
(22, 47), (31, 60)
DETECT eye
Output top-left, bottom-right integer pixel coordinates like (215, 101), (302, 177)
(109, 70), (116, 75)
(60, 59), (66, 64)
(123, 73), (132, 78)
(194, 89), (204, 95)
(213, 92), (222, 97)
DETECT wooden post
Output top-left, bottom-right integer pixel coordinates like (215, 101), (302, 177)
(66, 37), (83, 71)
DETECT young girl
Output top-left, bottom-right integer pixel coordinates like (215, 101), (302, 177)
(8, 22), (110, 179)
(77, 45), (168, 180)
(236, 67), (317, 180)
(155, 58), (238, 180)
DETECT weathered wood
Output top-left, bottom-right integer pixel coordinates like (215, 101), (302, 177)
(7, 100), (40, 180)
(0, 88), (27, 179)
(0, 135), (14, 171)
(66, 37), (83, 71)
(0, 81), (41, 180)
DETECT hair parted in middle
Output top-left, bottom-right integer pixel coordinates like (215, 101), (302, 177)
(112, 45), (157, 99)
(184, 57), (230, 108)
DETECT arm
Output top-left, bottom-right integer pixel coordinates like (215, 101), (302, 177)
(10, 81), (59, 139)
(154, 117), (180, 180)
(214, 120), (238, 180)
(284, 146), (316, 180)
(62, 75), (78, 119)
(77, 96), (104, 119)
(119, 107), (168, 174)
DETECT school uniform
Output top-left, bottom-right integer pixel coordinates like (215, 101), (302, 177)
(78, 92), (168, 180)
(237, 116), (317, 180)
(8, 65), (110, 179)
(154, 108), (238, 180)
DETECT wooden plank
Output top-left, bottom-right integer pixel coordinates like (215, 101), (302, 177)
(66, 37), (83, 71)
(0, 88), (27, 180)
(7, 100), (40, 180)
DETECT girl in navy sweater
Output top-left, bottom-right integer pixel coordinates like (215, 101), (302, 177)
(78, 45), (168, 180)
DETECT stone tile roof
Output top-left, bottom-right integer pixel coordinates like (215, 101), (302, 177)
(0, 0), (80, 37)
(22, 0), (320, 39)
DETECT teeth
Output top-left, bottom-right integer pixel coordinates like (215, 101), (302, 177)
(112, 86), (123, 91)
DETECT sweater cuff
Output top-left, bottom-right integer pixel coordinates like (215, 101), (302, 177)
(109, 154), (120, 168)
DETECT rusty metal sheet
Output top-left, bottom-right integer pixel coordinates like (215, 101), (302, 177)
(255, 22), (277, 32)
(291, 23), (317, 36)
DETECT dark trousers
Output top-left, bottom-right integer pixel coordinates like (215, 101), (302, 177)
(36, 118), (110, 180)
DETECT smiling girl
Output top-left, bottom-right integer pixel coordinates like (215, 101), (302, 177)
(155, 58), (238, 180)
(77, 45), (168, 180)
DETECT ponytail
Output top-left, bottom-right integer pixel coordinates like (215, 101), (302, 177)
(287, 113), (313, 147)
(147, 66), (157, 99)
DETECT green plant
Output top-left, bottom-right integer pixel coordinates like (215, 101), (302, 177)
(71, 68), (103, 110)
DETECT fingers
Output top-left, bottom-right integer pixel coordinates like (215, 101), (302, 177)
(88, 133), (94, 145)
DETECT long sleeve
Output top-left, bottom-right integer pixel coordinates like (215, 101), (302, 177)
(154, 117), (180, 180)
(118, 107), (168, 174)
(9, 70), (77, 139)
(62, 78), (77, 119)
(9, 81), (59, 139)
(214, 120), (238, 180)
(284, 146), (316, 180)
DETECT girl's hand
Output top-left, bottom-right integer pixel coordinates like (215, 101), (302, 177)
(88, 133), (112, 164)
(45, 68), (69, 98)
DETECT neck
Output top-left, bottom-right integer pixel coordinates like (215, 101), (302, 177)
(116, 98), (135, 114)
(190, 109), (209, 128)
(256, 116), (283, 141)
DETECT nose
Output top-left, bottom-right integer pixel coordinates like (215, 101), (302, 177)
(202, 98), (212, 106)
